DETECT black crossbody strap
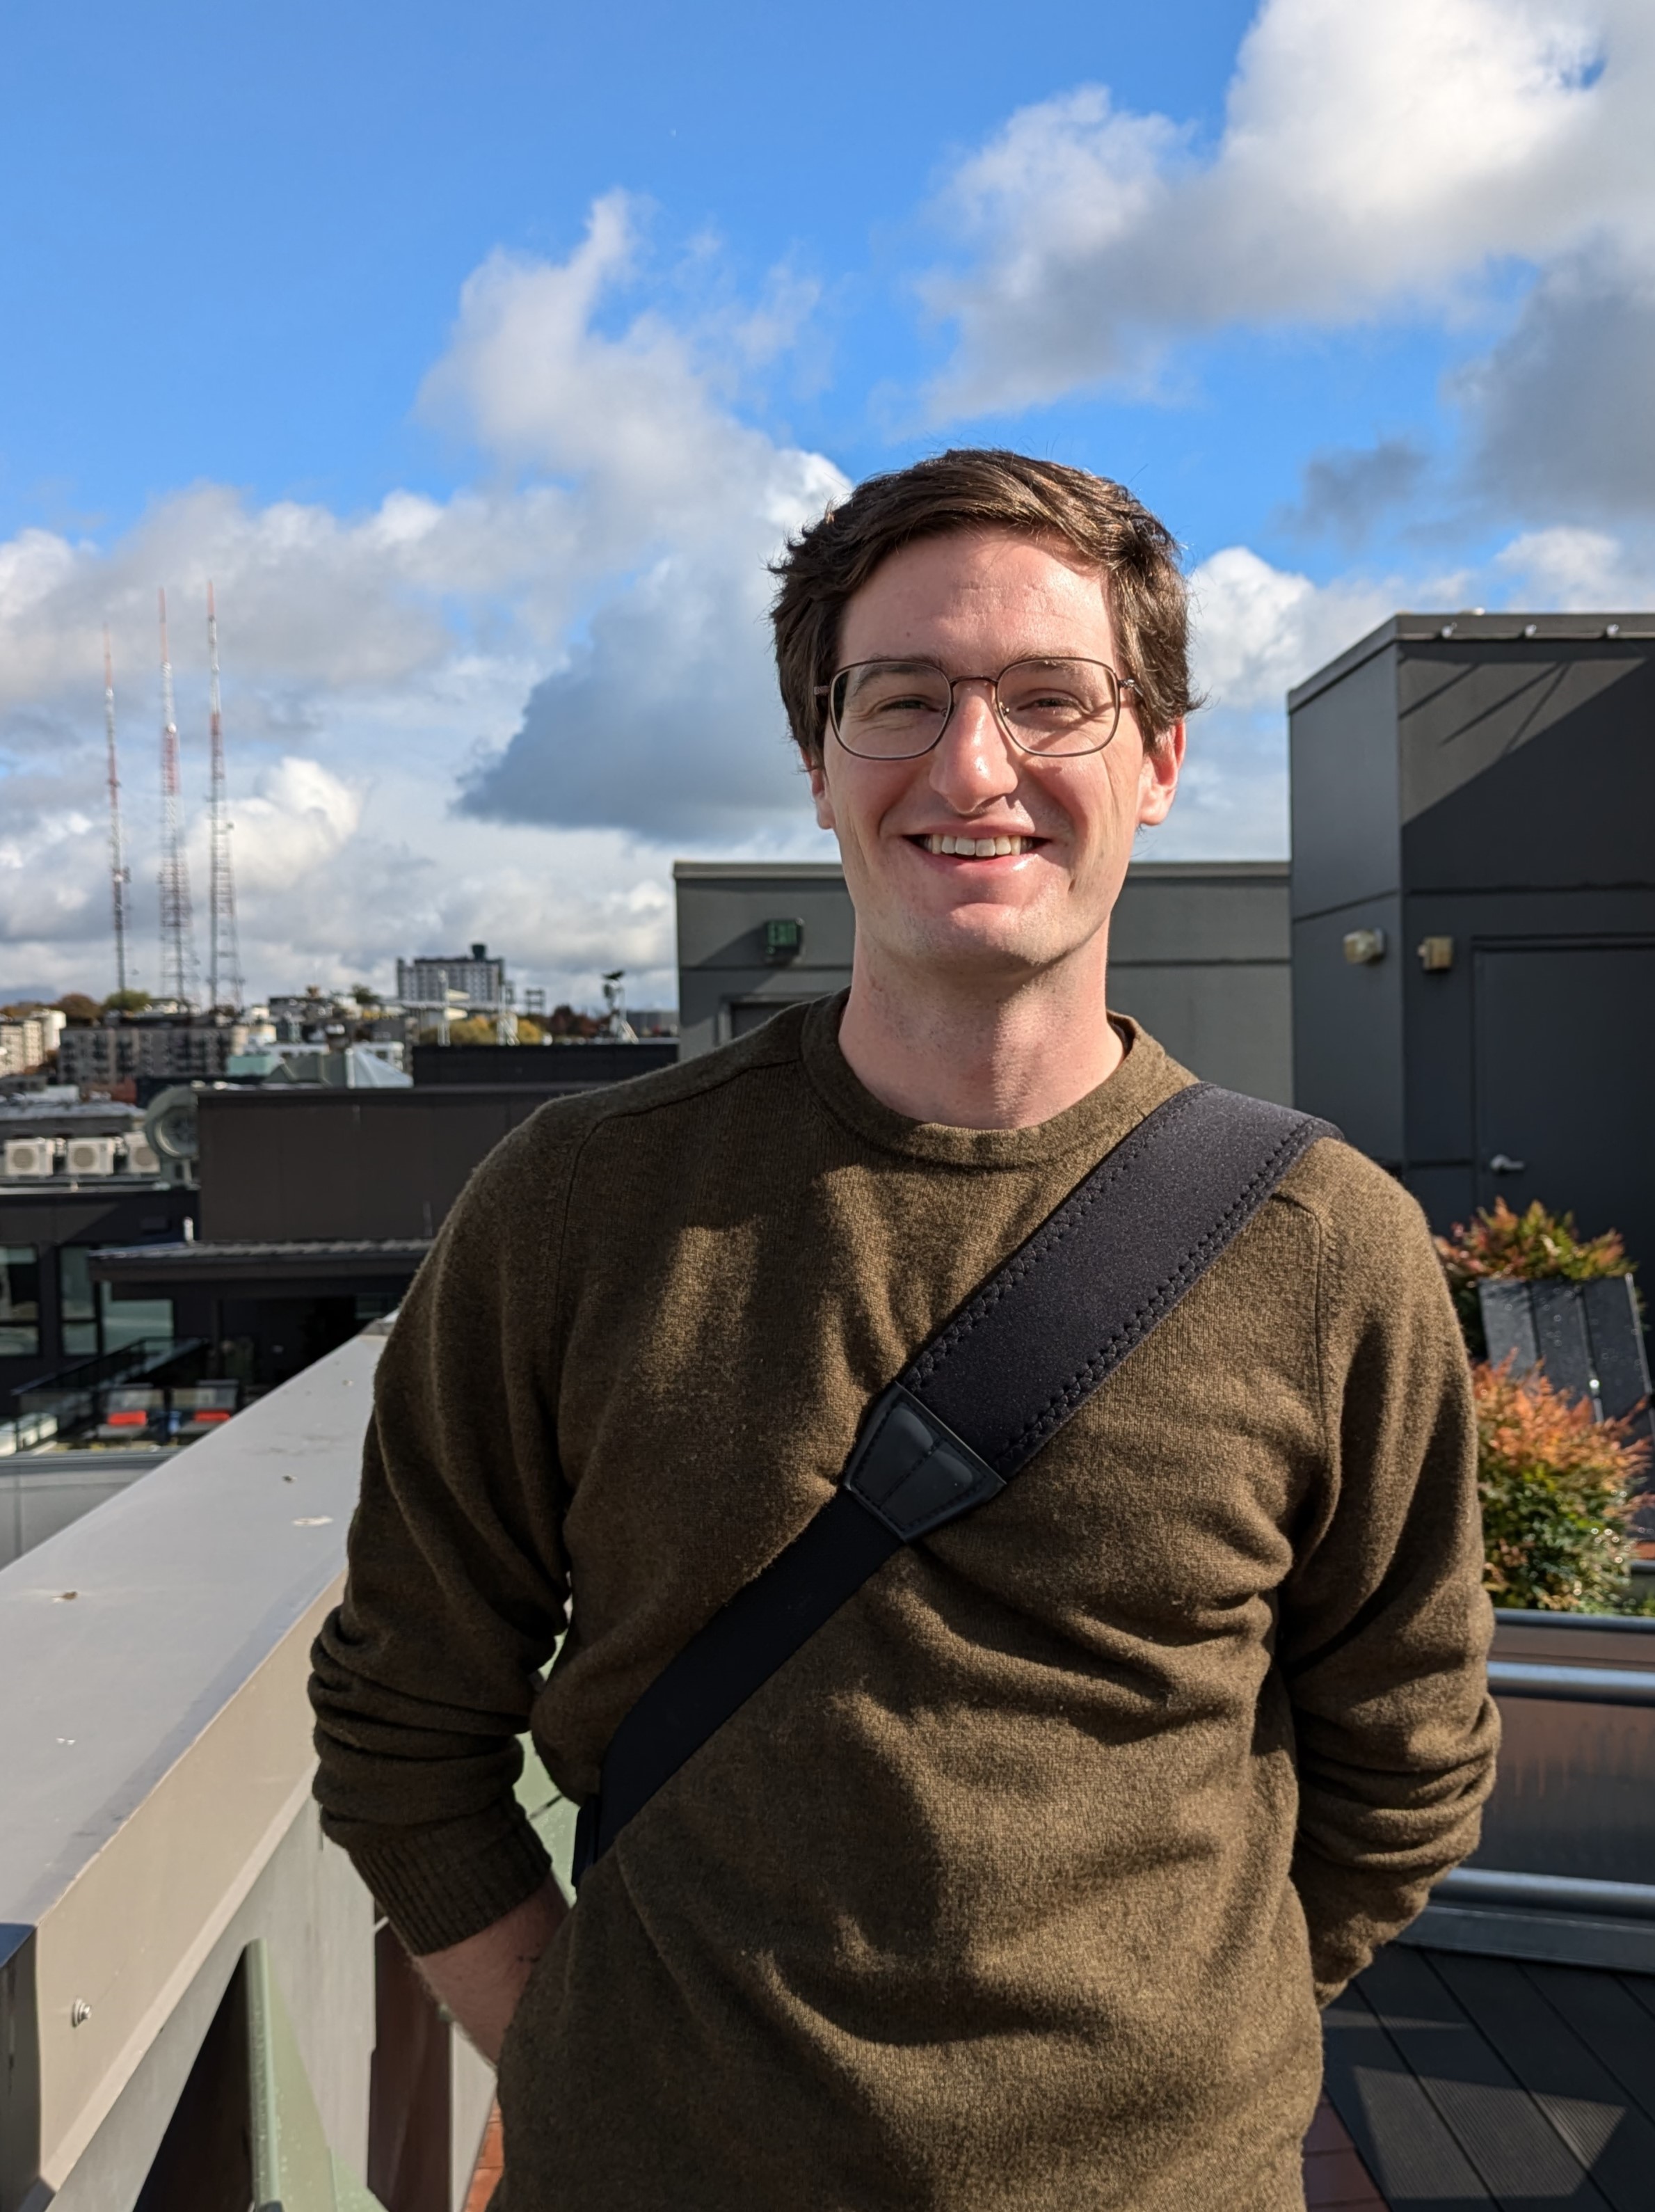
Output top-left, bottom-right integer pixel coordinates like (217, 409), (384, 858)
(573, 1083), (1336, 1883)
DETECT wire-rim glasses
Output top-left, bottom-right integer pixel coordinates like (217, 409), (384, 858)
(816, 657), (1137, 761)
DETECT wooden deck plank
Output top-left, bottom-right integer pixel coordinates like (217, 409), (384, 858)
(1322, 1978), (1494, 2206)
(1430, 1954), (1655, 2212)
(1357, 1947), (1613, 2208)
(1304, 2093), (1389, 2209)
(1521, 1965), (1655, 2126)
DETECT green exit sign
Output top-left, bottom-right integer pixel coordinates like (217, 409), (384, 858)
(764, 917), (804, 964)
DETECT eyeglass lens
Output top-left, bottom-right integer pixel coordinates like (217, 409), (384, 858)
(830, 659), (1121, 759)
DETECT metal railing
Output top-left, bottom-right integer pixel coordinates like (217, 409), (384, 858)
(11, 1335), (206, 1433)
(1402, 1608), (1655, 1971)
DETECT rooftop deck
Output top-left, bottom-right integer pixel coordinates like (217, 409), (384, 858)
(1, 1326), (1649, 2210)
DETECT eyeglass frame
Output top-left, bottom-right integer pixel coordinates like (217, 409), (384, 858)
(813, 655), (1142, 761)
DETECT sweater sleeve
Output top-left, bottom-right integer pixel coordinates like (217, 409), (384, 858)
(1277, 1154), (1500, 2004)
(309, 1111), (577, 1955)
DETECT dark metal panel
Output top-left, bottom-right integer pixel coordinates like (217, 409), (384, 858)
(1110, 962), (1293, 1102)
(411, 1042), (675, 1085)
(200, 1090), (560, 1242)
(1109, 865), (1289, 963)
(1290, 899), (1405, 1160)
(1356, 1946), (1610, 2206)
(1400, 651), (1655, 895)
(1397, 644), (1646, 826)
(1428, 1954), (1655, 2210)
(1471, 941), (1655, 1291)
(1289, 642), (1400, 919)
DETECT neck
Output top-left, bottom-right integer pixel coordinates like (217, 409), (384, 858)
(836, 938), (1124, 1130)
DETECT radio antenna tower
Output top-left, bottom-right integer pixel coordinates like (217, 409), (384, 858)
(205, 582), (243, 1011)
(103, 627), (131, 995)
(156, 588), (196, 1008)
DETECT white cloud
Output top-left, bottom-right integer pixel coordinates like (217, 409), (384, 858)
(1492, 523), (1655, 605)
(926, 0), (1654, 417)
(0, 198), (846, 1005)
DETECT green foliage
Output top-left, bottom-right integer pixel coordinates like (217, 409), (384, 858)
(1437, 1196), (1634, 1355)
(447, 1015), (498, 1045)
(102, 988), (151, 1013)
(1474, 1357), (1650, 1612)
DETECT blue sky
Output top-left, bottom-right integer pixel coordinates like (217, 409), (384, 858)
(3, 0), (1652, 1005)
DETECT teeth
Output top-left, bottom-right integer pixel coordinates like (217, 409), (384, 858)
(925, 834), (1034, 857)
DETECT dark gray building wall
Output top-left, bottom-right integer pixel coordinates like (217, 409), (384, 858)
(1290, 612), (1655, 1270)
(197, 1088), (566, 1242)
(675, 857), (1294, 1102)
(674, 863), (856, 1059)
(1105, 862), (1292, 1104)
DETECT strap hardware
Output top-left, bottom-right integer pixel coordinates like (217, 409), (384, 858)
(842, 1383), (1005, 1541)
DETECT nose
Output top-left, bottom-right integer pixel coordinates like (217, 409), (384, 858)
(927, 681), (1021, 811)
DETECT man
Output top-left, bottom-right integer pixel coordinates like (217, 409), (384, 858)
(311, 450), (1496, 2210)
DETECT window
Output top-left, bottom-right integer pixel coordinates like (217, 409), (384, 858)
(97, 1283), (173, 1355)
(0, 1246), (41, 1356)
(59, 1246), (99, 1356)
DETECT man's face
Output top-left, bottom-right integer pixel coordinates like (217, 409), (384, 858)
(810, 529), (1183, 989)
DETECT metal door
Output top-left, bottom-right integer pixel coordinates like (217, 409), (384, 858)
(1473, 940), (1655, 1277)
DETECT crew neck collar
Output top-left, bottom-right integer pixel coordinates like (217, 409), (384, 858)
(799, 992), (1192, 1169)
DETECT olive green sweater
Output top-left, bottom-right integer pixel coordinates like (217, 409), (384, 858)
(310, 1003), (1497, 2211)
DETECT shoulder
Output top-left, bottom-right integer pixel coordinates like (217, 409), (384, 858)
(1271, 1125), (1455, 1339)
(459, 1006), (813, 1207)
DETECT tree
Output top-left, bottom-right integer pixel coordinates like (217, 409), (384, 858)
(56, 993), (101, 1024)
(102, 989), (152, 1014)
(448, 1015), (498, 1046)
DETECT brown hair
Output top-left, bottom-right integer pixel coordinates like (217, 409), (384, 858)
(770, 449), (1196, 763)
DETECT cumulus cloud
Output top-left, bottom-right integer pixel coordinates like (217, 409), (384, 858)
(1277, 438), (1430, 548)
(925, 0), (1654, 417)
(1462, 249), (1655, 518)
(1143, 546), (1402, 857)
(441, 198), (847, 837)
(0, 198), (845, 1002)
(1492, 522), (1655, 606)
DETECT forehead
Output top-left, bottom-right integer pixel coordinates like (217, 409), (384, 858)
(838, 528), (1114, 665)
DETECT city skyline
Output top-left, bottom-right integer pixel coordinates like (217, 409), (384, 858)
(3, 0), (1652, 1008)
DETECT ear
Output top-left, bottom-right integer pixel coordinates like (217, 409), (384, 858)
(1135, 721), (1184, 829)
(808, 754), (836, 832)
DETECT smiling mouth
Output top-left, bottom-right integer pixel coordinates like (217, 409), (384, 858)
(914, 832), (1042, 857)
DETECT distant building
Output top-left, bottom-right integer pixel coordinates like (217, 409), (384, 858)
(1288, 607), (1655, 1271)
(56, 1014), (239, 1089)
(674, 858), (1293, 1101)
(0, 1009), (66, 1076)
(396, 942), (509, 1012)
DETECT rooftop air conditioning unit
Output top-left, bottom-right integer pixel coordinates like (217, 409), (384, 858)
(3, 1137), (56, 1178)
(65, 1136), (118, 1177)
(124, 1136), (161, 1176)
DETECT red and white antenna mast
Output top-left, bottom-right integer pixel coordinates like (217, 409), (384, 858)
(205, 582), (242, 1011)
(156, 588), (196, 1008)
(103, 626), (131, 996)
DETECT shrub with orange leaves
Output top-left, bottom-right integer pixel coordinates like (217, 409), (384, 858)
(1437, 1197), (1633, 1356)
(1474, 1357), (1651, 1612)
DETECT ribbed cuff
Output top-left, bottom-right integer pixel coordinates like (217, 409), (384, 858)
(350, 1799), (553, 1957)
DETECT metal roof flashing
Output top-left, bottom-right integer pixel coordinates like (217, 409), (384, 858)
(1288, 612), (1655, 713)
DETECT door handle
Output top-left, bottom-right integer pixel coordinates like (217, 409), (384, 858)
(1487, 1154), (1528, 1174)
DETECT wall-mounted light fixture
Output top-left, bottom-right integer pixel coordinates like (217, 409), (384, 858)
(1342, 928), (1386, 965)
(1417, 936), (1455, 972)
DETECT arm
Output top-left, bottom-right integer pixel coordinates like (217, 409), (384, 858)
(416, 1877), (569, 2064)
(309, 1115), (577, 1968)
(1277, 1159), (1500, 2002)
